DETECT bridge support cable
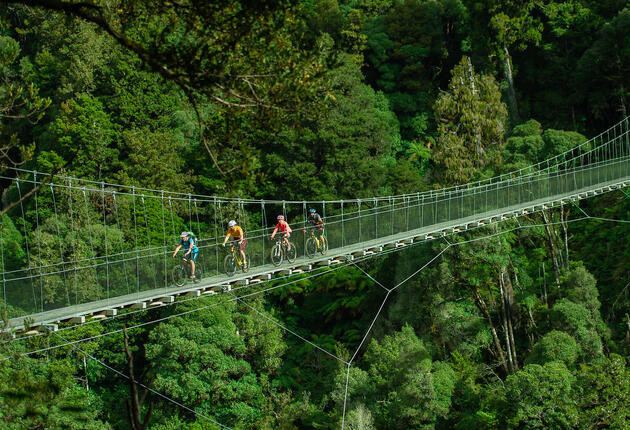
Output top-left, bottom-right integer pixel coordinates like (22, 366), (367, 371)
(141, 194), (159, 290)
(34, 172), (45, 313)
(3, 118), (630, 325)
(341, 363), (351, 430)
(350, 262), (389, 293)
(113, 192), (131, 295)
(50, 183), (71, 305)
(83, 187), (101, 301)
(131, 187), (140, 299)
(68, 177), (81, 305)
(8, 204), (630, 350)
(161, 192), (167, 289)
(1, 222), (6, 319)
(231, 292), (349, 365)
(15, 179), (37, 312)
(102, 183), (110, 303)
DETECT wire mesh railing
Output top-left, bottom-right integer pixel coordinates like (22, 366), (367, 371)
(1, 117), (630, 319)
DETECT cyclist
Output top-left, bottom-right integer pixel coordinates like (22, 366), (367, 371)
(307, 208), (324, 247)
(271, 215), (293, 250)
(172, 231), (199, 283)
(222, 220), (247, 265)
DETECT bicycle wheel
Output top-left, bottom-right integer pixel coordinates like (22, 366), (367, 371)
(319, 235), (328, 255)
(224, 254), (237, 276)
(172, 264), (187, 287)
(285, 242), (297, 263)
(306, 237), (317, 258)
(242, 253), (250, 273)
(195, 264), (203, 280)
(270, 244), (283, 266)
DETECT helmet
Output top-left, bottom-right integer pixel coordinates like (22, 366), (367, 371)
(277, 215), (285, 221)
(180, 231), (189, 238)
(228, 220), (236, 228)
(309, 208), (316, 214)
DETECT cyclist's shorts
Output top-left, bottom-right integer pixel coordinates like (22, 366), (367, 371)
(315, 227), (324, 236)
(233, 237), (247, 251)
(189, 250), (199, 261)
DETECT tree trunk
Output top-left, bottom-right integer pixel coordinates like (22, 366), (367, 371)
(503, 45), (521, 124)
(502, 267), (519, 371)
(620, 83), (627, 119)
(124, 326), (153, 430)
(472, 286), (510, 374)
(561, 206), (570, 270)
(541, 210), (561, 287)
(466, 57), (484, 163)
(542, 261), (548, 307)
(499, 275), (514, 373)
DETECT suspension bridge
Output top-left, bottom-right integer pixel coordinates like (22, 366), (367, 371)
(1, 117), (630, 335)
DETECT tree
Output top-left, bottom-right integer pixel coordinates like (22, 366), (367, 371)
(260, 54), (407, 200)
(577, 7), (630, 121)
(501, 361), (578, 428)
(487, 0), (544, 123)
(143, 298), (289, 428)
(576, 354), (630, 428)
(433, 56), (508, 185)
(0, 353), (108, 429)
(332, 325), (455, 429)
(525, 330), (579, 368)
(363, 0), (468, 139)
(0, 34), (50, 170)
(550, 298), (604, 362)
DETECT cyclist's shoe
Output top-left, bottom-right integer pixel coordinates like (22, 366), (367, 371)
(193, 276), (201, 284)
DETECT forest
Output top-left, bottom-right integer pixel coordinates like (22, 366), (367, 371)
(1, 0), (630, 428)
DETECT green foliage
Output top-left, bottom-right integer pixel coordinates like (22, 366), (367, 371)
(335, 325), (455, 429)
(363, 0), (468, 138)
(3, 1), (630, 428)
(0, 355), (108, 429)
(433, 56), (508, 185)
(0, 214), (26, 272)
(0, 34), (51, 169)
(143, 298), (289, 428)
(576, 354), (630, 427)
(501, 361), (578, 429)
(550, 299), (604, 362)
(525, 330), (579, 368)
(261, 54), (409, 199)
(43, 93), (118, 179)
(577, 7), (630, 120)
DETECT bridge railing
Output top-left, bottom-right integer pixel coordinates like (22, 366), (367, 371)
(1, 119), (629, 319)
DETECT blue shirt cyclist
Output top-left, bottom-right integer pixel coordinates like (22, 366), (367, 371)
(172, 231), (199, 282)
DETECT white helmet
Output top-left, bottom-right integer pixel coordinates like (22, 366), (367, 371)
(180, 231), (189, 238)
(228, 220), (236, 228)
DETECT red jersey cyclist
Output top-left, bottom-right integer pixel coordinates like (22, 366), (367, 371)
(271, 215), (293, 250)
(222, 220), (247, 264)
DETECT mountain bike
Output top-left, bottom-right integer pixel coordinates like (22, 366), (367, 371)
(303, 228), (328, 258)
(172, 256), (203, 287)
(224, 242), (250, 276)
(270, 234), (297, 266)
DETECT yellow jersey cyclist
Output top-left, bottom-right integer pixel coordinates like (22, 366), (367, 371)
(222, 220), (247, 264)
(172, 231), (199, 283)
(307, 208), (325, 247)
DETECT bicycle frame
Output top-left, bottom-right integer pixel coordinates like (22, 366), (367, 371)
(229, 243), (244, 265)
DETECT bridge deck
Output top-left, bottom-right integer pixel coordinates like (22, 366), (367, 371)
(9, 175), (630, 333)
